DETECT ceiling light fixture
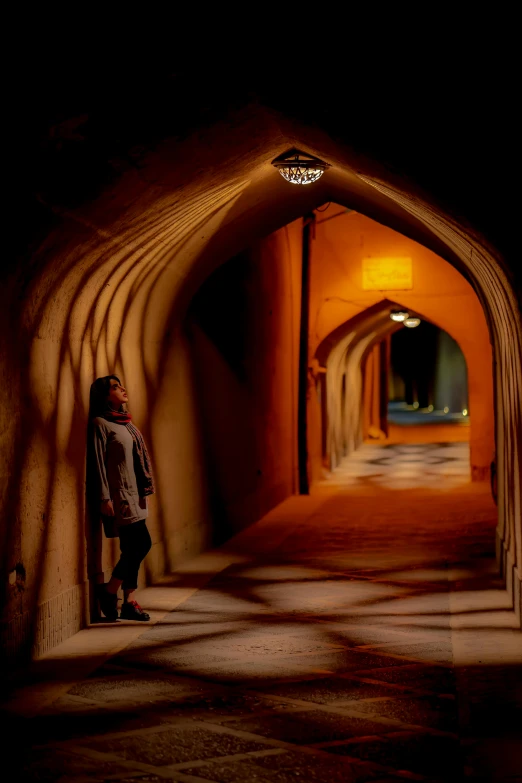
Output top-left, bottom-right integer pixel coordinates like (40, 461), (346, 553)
(272, 151), (330, 185)
(390, 310), (409, 322)
(404, 317), (421, 328)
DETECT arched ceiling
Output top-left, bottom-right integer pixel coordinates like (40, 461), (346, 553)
(316, 300), (405, 367)
(13, 104), (508, 350)
(315, 298), (468, 369)
(2, 36), (520, 626)
(11, 104), (518, 438)
(10, 38), (519, 276)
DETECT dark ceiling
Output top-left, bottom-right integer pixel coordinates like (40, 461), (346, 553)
(6, 18), (519, 282)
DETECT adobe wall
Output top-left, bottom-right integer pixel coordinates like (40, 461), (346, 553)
(0, 198), (302, 661)
(185, 227), (301, 540)
(306, 207), (494, 485)
(1, 102), (519, 662)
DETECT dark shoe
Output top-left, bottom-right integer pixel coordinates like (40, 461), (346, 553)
(120, 600), (150, 621)
(98, 585), (118, 621)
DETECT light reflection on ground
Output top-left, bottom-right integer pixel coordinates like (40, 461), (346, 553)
(322, 442), (470, 489)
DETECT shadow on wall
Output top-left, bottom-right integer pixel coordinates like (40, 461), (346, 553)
(1, 98), (520, 664)
(1, 180), (246, 662)
(0, 212), (303, 665)
(186, 238), (300, 546)
(0, 124), (330, 665)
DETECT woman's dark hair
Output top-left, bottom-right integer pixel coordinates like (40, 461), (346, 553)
(89, 375), (121, 418)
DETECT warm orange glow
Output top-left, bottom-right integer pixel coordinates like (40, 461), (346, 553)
(307, 207), (495, 486)
(362, 257), (413, 290)
(2, 99), (519, 673)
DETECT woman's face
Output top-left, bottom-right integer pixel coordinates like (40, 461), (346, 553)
(108, 379), (128, 408)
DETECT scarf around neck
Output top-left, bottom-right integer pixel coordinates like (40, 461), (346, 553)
(102, 408), (155, 496)
(104, 408), (131, 425)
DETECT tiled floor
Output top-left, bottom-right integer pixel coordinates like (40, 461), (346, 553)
(3, 444), (522, 782)
(323, 442), (471, 490)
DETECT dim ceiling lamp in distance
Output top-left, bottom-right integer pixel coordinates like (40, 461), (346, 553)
(404, 317), (421, 328)
(272, 150), (331, 185)
(390, 310), (409, 322)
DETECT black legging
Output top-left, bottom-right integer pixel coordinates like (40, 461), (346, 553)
(112, 519), (152, 591)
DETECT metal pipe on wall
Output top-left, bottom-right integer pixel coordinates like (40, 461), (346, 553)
(298, 213), (315, 494)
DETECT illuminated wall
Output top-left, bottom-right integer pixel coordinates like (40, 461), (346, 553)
(306, 208), (494, 484)
(1, 105), (520, 660)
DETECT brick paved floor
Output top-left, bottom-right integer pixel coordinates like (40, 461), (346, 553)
(3, 444), (522, 782)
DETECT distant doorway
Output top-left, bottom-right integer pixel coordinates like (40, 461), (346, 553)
(388, 321), (469, 429)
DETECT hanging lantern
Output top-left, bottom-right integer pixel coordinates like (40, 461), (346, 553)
(390, 309), (409, 322)
(272, 151), (330, 185)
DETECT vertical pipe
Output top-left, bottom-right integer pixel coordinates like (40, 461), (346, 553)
(320, 371), (328, 466)
(298, 213), (314, 494)
(380, 336), (390, 437)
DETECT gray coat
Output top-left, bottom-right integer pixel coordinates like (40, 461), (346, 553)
(93, 417), (148, 529)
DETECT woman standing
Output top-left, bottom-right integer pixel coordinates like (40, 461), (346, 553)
(89, 375), (155, 621)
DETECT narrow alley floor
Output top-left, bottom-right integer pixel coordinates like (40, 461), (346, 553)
(3, 443), (522, 783)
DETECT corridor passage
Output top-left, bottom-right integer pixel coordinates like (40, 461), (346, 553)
(5, 444), (522, 783)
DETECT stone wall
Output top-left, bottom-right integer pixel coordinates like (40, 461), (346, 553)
(2, 102), (520, 663)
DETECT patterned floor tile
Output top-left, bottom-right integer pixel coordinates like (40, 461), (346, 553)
(252, 676), (412, 706)
(223, 709), (395, 745)
(83, 724), (270, 766)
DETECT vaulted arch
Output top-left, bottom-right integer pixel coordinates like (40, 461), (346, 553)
(314, 299), (479, 472)
(1, 105), (520, 658)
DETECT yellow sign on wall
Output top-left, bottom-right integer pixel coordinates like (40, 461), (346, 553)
(362, 257), (413, 290)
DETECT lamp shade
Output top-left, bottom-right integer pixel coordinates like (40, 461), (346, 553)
(272, 152), (330, 185)
(390, 310), (409, 322)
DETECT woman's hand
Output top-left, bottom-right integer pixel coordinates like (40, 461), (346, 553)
(101, 499), (115, 516)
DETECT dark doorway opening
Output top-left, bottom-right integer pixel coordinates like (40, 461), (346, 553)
(388, 321), (469, 426)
